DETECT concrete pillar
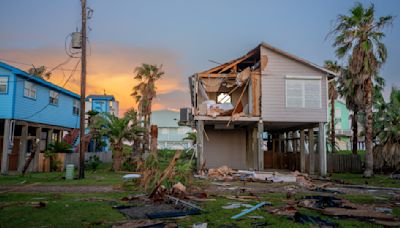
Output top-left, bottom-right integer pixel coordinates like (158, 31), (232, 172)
(32, 127), (42, 172)
(196, 120), (204, 170)
(257, 120), (264, 171)
(17, 124), (28, 173)
(308, 128), (315, 175)
(300, 129), (306, 173)
(1, 119), (11, 174)
(319, 123), (327, 176)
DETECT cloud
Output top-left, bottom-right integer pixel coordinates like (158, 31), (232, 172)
(0, 43), (190, 115)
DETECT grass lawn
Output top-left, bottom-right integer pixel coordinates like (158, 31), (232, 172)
(0, 163), (125, 186)
(0, 192), (393, 228)
(330, 173), (400, 188)
(0, 192), (127, 228)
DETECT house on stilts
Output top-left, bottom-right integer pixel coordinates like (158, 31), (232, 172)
(184, 42), (336, 176)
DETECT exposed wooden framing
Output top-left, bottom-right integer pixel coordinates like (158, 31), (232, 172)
(227, 79), (250, 126)
(15, 120), (71, 132)
(260, 54), (268, 71)
(257, 120), (264, 170)
(308, 128), (315, 175)
(1, 119), (11, 174)
(17, 124), (28, 173)
(300, 129), (305, 173)
(319, 123), (327, 176)
(32, 127), (42, 172)
(217, 49), (258, 74)
(251, 71), (261, 116)
(196, 120), (204, 170)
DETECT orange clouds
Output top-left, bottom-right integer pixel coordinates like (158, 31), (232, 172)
(0, 44), (190, 116)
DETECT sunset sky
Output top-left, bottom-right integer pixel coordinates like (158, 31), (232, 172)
(1, 0), (399, 115)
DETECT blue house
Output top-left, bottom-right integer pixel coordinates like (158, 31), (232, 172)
(85, 94), (119, 152)
(0, 62), (80, 174)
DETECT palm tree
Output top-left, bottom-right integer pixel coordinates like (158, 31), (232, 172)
(132, 64), (164, 155)
(28, 66), (51, 79)
(324, 60), (340, 153)
(374, 87), (400, 171)
(331, 3), (393, 177)
(91, 109), (144, 171)
(337, 68), (362, 155)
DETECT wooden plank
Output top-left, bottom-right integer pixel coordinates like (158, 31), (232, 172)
(308, 129), (315, 175)
(300, 130), (305, 172)
(251, 71), (261, 116)
(218, 49), (258, 73)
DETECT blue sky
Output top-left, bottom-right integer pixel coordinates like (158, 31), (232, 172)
(0, 0), (399, 111)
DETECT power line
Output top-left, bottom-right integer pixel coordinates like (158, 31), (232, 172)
(21, 58), (81, 120)
(0, 58), (80, 72)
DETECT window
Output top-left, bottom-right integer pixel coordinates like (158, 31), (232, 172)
(49, 90), (59, 105)
(24, 81), (36, 99)
(217, 93), (231, 104)
(73, 100), (80, 115)
(0, 77), (8, 93)
(286, 76), (321, 108)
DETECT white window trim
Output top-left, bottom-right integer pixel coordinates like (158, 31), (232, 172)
(0, 76), (8, 94)
(24, 80), (37, 99)
(285, 76), (322, 109)
(49, 90), (59, 105)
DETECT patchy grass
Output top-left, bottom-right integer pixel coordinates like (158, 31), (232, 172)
(330, 173), (400, 188)
(337, 150), (366, 161)
(179, 193), (381, 227)
(0, 163), (124, 186)
(0, 192), (127, 228)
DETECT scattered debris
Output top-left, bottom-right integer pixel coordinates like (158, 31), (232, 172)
(268, 205), (297, 217)
(192, 223), (207, 228)
(30, 201), (47, 208)
(250, 221), (270, 227)
(247, 215), (264, 219)
(231, 202), (270, 219)
(222, 203), (253, 209)
(112, 220), (174, 228)
(166, 195), (203, 211)
(146, 209), (201, 219)
(122, 174), (141, 181)
(293, 212), (337, 228)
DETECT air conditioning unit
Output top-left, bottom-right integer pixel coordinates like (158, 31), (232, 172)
(179, 108), (193, 125)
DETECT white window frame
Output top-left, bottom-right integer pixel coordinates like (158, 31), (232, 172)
(24, 81), (37, 99)
(73, 100), (80, 115)
(49, 90), (59, 105)
(0, 76), (8, 94)
(285, 75), (322, 109)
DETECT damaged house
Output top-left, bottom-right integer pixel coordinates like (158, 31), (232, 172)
(186, 42), (336, 176)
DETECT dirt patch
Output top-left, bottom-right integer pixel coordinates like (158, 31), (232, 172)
(0, 185), (122, 193)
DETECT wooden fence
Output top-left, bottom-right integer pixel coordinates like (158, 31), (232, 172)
(264, 151), (362, 173)
(64, 152), (112, 167)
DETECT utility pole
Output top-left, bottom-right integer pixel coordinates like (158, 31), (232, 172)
(79, 0), (87, 179)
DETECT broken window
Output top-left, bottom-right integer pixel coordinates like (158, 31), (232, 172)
(217, 93), (231, 104)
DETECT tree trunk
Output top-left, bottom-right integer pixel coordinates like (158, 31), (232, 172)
(352, 110), (358, 155)
(364, 77), (374, 177)
(113, 144), (122, 171)
(330, 96), (336, 153)
(150, 125), (158, 157)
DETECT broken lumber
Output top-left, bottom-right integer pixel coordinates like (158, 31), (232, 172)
(148, 150), (182, 199)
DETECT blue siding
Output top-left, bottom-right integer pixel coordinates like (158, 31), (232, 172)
(0, 67), (14, 119)
(13, 75), (80, 128)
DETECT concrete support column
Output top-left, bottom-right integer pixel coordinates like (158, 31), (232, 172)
(196, 120), (204, 170)
(1, 119), (11, 174)
(17, 124), (28, 173)
(300, 129), (306, 173)
(318, 123), (327, 176)
(257, 120), (264, 171)
(308, 128), (315, 175)
(32, 127), (42, 172)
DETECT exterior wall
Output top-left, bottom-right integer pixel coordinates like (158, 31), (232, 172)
(151, 110), (193, 150)
(260, 46), (328, 122)
(158, 126), (192, 150)
(13, 75), (80, 128)
(203, 127), (247, 169)
(0, 68), (14, 118)
(328, 100), (350, 131)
